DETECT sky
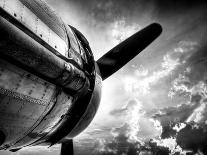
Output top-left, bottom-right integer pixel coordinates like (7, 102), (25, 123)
(1, 0), (207, 155)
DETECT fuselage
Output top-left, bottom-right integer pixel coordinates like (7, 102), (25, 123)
(0, 0), (102, 151)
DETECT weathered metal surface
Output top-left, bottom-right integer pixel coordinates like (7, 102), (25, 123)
(0, 12), (87, 92)
(65, 25), (83, 68)
(0, 0), (99, 151)
(0, 17), (89, 150)
(65, 72), (102, 138)
(19, 0), (68, 43)
(0, 0), (68, 56)
(0, 11), (64, 79)
(12, 90), (73, 149)
(0, 59), (57, 149)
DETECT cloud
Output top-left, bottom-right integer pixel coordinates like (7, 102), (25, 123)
(44, 0), (207, 154)
(59, 0), (207, 22)
(122, 44), (184, 97)
(186, 100), (207, 123)
(104, 36), (206, 154)
(94, 97), (164, 154)
(94, 125), (142, 155)
(166, 42), (207, 125)
(173, 123), (186, 132)
(151, 137), (182, 154)
(150, 44), (207, 153)
(148, 122), (207, 154)
(176, 124), (207, 154)
(48, 0), (207, 62)
(110, 99), (162, 142)
(111, 19), (141, 44)
(94, 124), (171, 155)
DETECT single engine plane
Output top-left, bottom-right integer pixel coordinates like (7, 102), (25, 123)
(0, 0), (162, 154)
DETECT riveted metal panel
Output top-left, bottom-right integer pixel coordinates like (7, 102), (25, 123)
(48, 29), (67, 56)
(19, 0), (67, 42)
(0, 97), (44, 145)
(4, 0), (23, 21)
(12, 91), (73, 148)
(21, 5), (38, 33)
(0, 60), (55, 103)
(36, 18), (50, 43)
(19, 0), (68, 56)
(0, 60), (57, 149)
(1, 0), (68, 57)
(29, 92), (72, 135)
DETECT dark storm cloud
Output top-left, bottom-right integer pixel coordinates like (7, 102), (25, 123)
(62, 0), (207, 22)
(185, 43), (207, 83)
(152, 98), (200, 127)
(52, 0), (207, 36)
(153, 0), (207, 17)
(176, 123), (207, 154)
(98, 132), (141, 154)
(93, 124), (142, 155)
(160, 125), (176, 139)
(58, 0), (152, 23)
(108, 42), (207, 152)
(157, 41), (207, 122)
(150, 41), (207, 152)
(49, 0), (207, 60)
(153, 122), (207, 154)
(94, 124), (171, 155)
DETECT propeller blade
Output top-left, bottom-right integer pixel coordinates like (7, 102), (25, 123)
(61, 140), (74, 155)
(96, 23), (162, 80)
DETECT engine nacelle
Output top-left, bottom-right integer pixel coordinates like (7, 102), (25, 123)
(0, 0), (101, 150)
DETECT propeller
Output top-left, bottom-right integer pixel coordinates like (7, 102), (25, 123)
(61, 140), (74, 155)
(60, 23), (162, 155)
(96, 23), (162, 80)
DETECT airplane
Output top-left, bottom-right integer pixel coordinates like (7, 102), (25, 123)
(0, 0), (162, 154)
